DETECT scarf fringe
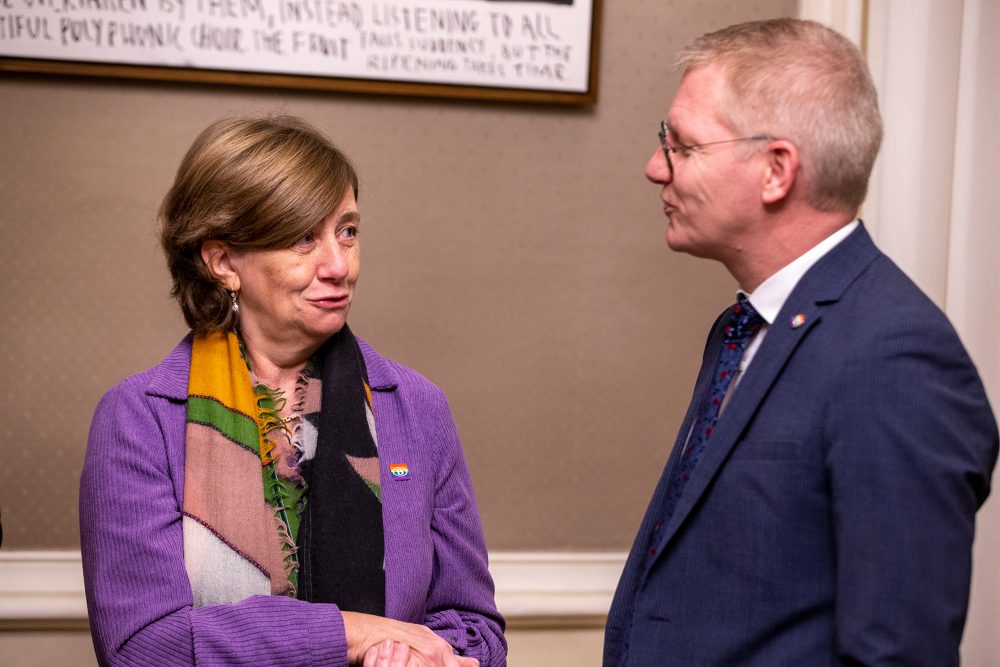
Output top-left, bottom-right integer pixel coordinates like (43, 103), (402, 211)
(254, 382), (306, 594)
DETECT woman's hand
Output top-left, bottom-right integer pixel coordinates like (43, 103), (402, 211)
(361, 639), (479, 667)
(344, 612), (479, 667)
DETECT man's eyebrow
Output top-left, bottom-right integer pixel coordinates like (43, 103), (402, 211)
(666, 120), (686, 143)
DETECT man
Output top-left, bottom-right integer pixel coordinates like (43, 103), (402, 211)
(605, 18), (998, 666)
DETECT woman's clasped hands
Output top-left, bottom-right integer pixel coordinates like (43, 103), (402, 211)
(345, 612), (480, 667)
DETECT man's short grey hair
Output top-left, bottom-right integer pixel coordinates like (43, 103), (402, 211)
(677, 18), (882, 213)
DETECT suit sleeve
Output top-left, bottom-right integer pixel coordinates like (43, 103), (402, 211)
(826, 317), (998, 666)
(422, 390), (507, 667)
(80, 380), (349, 667)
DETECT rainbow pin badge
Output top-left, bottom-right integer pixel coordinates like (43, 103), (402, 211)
(790, 314), (807, 329)
(389, 463), (411, 480)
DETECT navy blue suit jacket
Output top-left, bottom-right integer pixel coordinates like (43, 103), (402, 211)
(605, 224), (998, 666)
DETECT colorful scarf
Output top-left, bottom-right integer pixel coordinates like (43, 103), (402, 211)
(182, 327), (385, 613)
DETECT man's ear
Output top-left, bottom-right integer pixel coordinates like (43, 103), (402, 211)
(761, 139), (799, 205)
(200, 240), (240, 292)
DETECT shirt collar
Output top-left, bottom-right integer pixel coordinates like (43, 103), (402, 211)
(743, 220), (859, 324)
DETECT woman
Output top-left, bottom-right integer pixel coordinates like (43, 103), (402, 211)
(80, 116), (506, 667)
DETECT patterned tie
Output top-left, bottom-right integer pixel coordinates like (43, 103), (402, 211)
(646, 294), (764, 561)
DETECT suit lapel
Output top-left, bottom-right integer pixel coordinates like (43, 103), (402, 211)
(660, 310), (730, 498)
(650, 307), (822, 551)
(644, 223), (882, 567)
(626, 311), (728, 559)
(606, 308), (731, 640)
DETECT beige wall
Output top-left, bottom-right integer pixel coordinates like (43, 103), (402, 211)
(4, 1), (997, 665)
(0, 0), (796, 552)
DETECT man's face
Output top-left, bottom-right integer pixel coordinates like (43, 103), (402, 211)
(645, 64), (763, 262)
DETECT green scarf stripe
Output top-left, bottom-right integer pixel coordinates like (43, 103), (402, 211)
(262, 464), (304, 591)
(187, 396), (260, 454)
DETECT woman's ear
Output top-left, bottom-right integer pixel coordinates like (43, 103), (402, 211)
(200, 240), (240, 292)
(760, 139), (799, 205)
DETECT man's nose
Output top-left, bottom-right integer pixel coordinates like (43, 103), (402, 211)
(646, 147), (672, 185)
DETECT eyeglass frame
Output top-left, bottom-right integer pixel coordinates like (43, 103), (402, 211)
(658, 120), (775, 178)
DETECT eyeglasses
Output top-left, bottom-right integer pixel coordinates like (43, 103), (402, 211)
(658, 121), (774, 178)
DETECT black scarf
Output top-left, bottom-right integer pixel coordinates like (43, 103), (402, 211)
(296, 325), (386, 615)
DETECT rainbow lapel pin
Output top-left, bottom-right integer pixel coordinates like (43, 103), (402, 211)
(389, 463), (411, 480)
(790, 313), (807, 329)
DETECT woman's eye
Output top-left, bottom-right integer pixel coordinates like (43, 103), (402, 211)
(294, 232), (316, 247)
(338, 226), (358, 241)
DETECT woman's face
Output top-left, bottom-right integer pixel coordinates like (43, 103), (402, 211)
(229, 190), (361, 356)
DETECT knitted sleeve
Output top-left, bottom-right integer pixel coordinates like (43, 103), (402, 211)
(422, 385), (507, 667)
(80, 377), (348, 667)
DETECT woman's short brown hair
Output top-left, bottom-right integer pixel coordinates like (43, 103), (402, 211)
(159, 115), (359, 332)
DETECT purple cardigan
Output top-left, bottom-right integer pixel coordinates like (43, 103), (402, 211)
(80, 334), (506, 666)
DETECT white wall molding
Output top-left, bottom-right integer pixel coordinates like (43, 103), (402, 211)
(0, 551), (87, 623)
(0, 550), (626, 630)
(490, 551), (626, 627)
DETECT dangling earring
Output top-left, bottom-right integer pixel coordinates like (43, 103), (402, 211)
(229, 290), (240, 313)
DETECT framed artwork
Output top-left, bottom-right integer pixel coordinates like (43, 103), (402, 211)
(0, 0), (602, 105)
